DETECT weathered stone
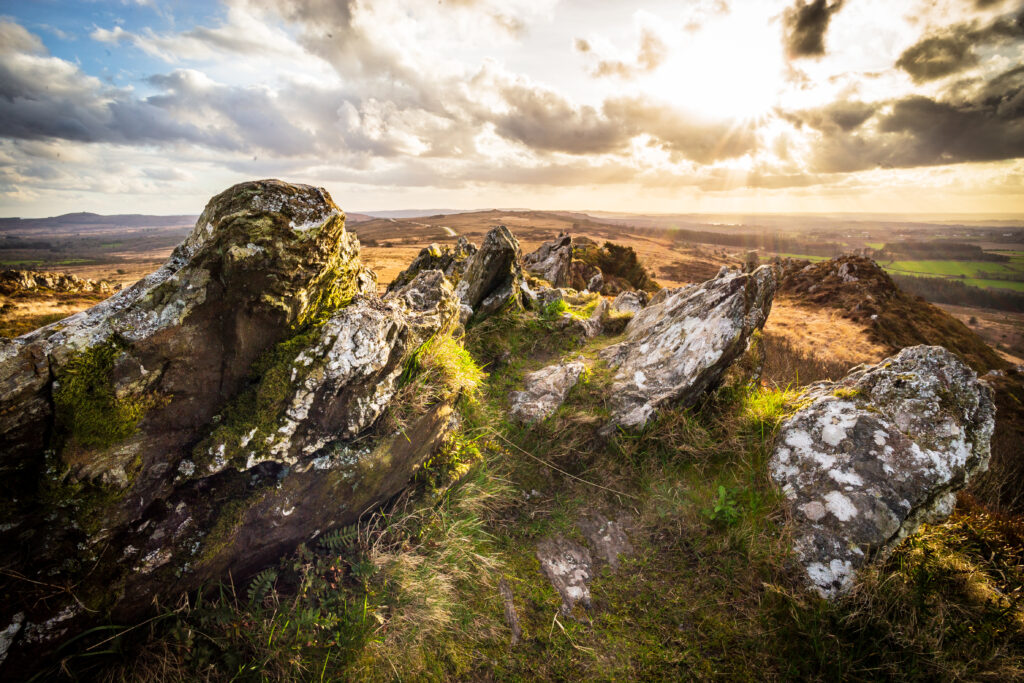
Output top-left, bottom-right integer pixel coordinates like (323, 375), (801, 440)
(536, 536), (594, 616)
(455, 225), (524, 324)
(387, 237), (476, 293)
(522, 233), (572, 286)
(0, 181), (459, 675)
(600, 266), (776, 430)
(509, 358), (586, 424)
(770, 345), (995, 598)
(611, 290), (648, 313)
(576, 511), (633, 571)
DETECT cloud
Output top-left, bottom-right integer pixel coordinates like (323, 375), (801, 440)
(782, 0), (845, 59)
(895, 12), (1024, 83)
(802, 66), (1024, 173)
(580, 27), (668, 79)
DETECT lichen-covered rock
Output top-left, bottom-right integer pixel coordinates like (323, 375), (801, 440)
(611, 290), (648, 313)
(0, 181), (458, 676)
(509, 358), (586, 423)
(600, 266), (776, 430)
(455, 225), (523, 324)
(770, 345), (995, 598)
(523, 233), (572, 286)
(387, 237), (477, 293)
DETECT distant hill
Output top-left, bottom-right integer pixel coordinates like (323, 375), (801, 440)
(0, 213), (198, 231)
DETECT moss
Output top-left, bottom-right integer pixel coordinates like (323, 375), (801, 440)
(832, 387), (861, 399)
(53, 338), (159, 449)
(193, 325), (322, 472)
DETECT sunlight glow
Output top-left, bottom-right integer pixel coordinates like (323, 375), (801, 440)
(645, 10), (785, 121)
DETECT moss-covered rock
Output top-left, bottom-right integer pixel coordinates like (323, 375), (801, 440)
(0, 181), (461, 676)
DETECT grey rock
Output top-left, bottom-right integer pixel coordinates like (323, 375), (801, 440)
(0, 181), (459, 675)
(509, 358), (586, 423)
(455, 225), (524, 324)
(523, 233), (572, 286)
(611, 290), (648, 313)
(600, 266), (776, 430)
(536, 536), (594, 616)
(387, 237), (476, 293)
(770, 345), (995, 598)
(576, 511), (633, 571)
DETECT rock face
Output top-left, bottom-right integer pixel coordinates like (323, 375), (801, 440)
(509, 359), (586, 424)
(455, 225), (524, 324)
(522, 233), (572, 286)
(770, 345), (995, 598)
(0, 269), (121, 297)
(0, 180), (459, 673)
(387, 237), (477, 293)
(600, 266), (776, 430)
(611, 290), (648, 313)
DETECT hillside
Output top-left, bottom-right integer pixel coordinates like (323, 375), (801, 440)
(1, 188), (1022, 681)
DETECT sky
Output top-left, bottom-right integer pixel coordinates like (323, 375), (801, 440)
(0, 0), (1023, 217)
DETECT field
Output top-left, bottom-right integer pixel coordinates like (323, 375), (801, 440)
(880, 256), (1024, 292)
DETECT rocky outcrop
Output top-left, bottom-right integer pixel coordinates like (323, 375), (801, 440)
(600, 266), (776, 430)
(523, 233), (572, 286)
(611, 290), (648, 313)
(509, 358), (586, 424)
(770, 345), (995, 598)
(0, 269), (121, 297)
(387, 237), (476, 293)
(455, 225), (524, 324)
(522, 234), (655, 295)
(0, 180), (459, 674)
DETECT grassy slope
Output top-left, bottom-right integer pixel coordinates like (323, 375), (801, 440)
(67, 302), (1024, 683)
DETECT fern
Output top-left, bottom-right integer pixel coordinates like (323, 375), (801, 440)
(318, 524), (358, 552)
(246, 567), (278, 605)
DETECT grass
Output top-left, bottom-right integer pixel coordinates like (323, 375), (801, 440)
(55, 306), (1024, 681)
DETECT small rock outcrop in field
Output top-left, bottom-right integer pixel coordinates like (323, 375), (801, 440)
(523, 233), (573, 286)
(387, 237), (477, 293)
(0, 269), (120, 296)
(0, 180), (460, 674)
(509, 358), (586, 423)
(770, 345), (995, 598)
(455, 225), (524, 324)
(611, 290), (648, 313)
(600, 266), (777, 429)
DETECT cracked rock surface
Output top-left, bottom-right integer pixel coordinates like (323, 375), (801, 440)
(455, 225), (524, 324)
(509, 358), (586, 424)
(770, 345), (995, 598)
(600, 265), (776, 430)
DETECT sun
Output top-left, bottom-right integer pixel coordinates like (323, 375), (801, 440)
(643, 9), (786, 122)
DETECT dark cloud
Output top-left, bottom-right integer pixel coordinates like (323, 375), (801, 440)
(896, 12), (1024, 82)
(782, 0), (845, 59)
(803, 67), (1024, 172)
(578, 28), (667, 79)
(492, 82), (625, 154)
(785, 100), (878, 132)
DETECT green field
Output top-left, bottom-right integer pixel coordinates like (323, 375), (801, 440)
(880, 257), (1024, 292)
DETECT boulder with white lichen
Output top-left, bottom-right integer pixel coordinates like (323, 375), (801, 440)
(0, 181), (462, 674)
(599, 265), (777, 430)
(770, 345), (995, 598)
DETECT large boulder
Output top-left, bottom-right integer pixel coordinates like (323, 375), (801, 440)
(611, 290), (648, 313)
(455, 225), (524, 324)
(600, 266), (776, 430)
(509, 358), (586, 424)
(770, 345), (995, 598)
(0, 181), (458, 674)
(386, 236), (477, 293)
